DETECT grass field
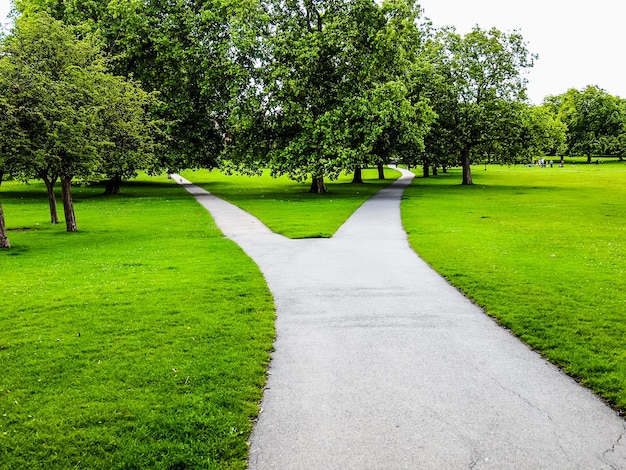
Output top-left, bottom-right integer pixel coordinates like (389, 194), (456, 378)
(2, 161), (625, 467)
(402, 162), (626, 412)
(0, 175), (274, 469)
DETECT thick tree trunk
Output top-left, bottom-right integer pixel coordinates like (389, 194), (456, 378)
(432, 166), (438, 176)
(61, 177), (77, 232)
(309, 175), (328, 193)
(461, 146), (473, 185)
(422, 161), (430, 177)
(377, 162), (385, 180)
(43, 177), (59, 224)
(0, 202), (9, 249)
(104, 176), (121, 195)
(351, 166), (363, 184)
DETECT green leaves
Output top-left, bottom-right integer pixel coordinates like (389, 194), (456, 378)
(553, 85), (626, 160)
(228, 0), (436, 189)
(0, 11), (160, 229)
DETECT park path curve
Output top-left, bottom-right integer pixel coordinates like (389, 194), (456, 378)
(173, 171), (626, 469)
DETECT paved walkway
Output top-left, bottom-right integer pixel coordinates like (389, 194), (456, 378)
(174, 170), (626, 469)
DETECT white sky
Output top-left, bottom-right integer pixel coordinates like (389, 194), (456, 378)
(1, 0), (624, 104)
(419, 0), (626, 104)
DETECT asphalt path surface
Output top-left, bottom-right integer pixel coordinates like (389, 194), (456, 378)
(174, 170), (626, 469)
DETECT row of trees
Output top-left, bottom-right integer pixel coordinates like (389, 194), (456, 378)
(2, 0), (626, 248)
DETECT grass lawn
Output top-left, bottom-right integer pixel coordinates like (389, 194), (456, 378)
(401, 162), (626, 412)
(180, 168), (401, 238)
(0, 175), (275, 469)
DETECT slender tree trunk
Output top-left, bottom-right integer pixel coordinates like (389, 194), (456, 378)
(309, 175), (328, 193)
(377, 162), (385, 180)
(422, 161), (430, 177)
(351, 166), (363, 184)
(461, 146), (473, 185)
(61, 177), (77, 232)
(43, 177), (59, 224)
(432, 166), (438, 176)
(0, 202), (9, 249)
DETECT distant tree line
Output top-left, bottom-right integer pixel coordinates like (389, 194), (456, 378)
(1, 0), (626, 247)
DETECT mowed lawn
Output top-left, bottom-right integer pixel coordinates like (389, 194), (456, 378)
(0, 175), (275, 469)
(401, 162), (626, 412)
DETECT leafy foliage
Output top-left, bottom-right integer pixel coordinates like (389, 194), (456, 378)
(548, 85), (626, 162)
(0, 12), (159, 230)
(16, 0), (265, 172)
(430, 26), (536, 184)
(228, 0), (435, 192)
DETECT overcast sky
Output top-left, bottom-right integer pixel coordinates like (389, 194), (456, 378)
(419, 0), (626, 103)
(2, 0), (624, 104)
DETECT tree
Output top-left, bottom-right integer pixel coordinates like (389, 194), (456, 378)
(511, 104), (567, 162)
(228, 0), (435, 192)
(16, 0), (263, 173)
(0, 12), (105, 227)
(348, 0), (436, 178)
(0, 12), (158, 231)
(95, 73), (162, 194)
(0, 91), (29, 248)
(553, 86), (625, 163)
(437, 26), (536, 184)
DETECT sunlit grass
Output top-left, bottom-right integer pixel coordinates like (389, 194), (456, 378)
(0, 175), (274, 469)
(402, 162), (626, 411)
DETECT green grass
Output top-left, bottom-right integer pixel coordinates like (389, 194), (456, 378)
(3, 160), (625, 468)
(0, 175), (275, 469)
(180, 168), (401, 238)
(401, 162), (626, 412)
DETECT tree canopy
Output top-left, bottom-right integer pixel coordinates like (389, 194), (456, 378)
(547, 86), (626, 162)
(227, 0), (436, 192)
(0, 11), (159, 231)
(433, 26), (536, 184)
(4, 0), (625, 219)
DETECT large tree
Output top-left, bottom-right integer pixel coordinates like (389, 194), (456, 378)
(0, 12), (158, 231)
(16, 0), (263, 172)
(437, 26), (535, 184)
(551, 86), (626, 163)
(228, 0), (435, 192)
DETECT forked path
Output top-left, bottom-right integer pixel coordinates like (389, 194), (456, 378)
(174, 171), (626, 469)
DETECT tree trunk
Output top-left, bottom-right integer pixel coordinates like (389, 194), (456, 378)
(104, 176), (122, 195)
(432, 166), (438, 176)
(309, 175), (328, 193)
(61, 177), (77, 232)
(422, 161), (430, 177)
(0, 202), (10, 249)
(461, 146), (473, 185)
(351, 166), (363, 184)
(377, 162), (385, 180)
(43, 177), (59, 224)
